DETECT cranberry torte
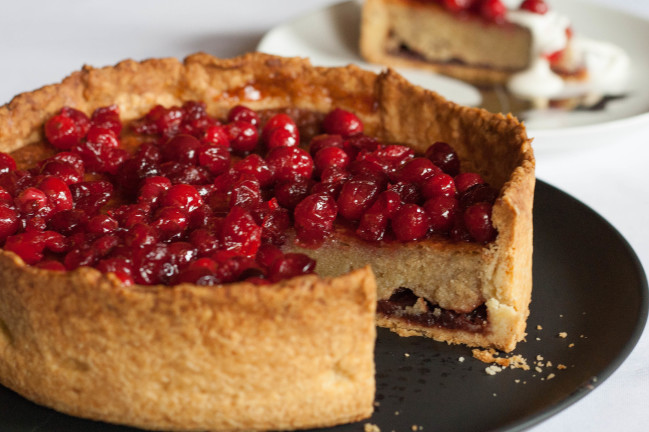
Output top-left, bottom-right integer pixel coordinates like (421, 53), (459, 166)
(0, 52), (534, 431)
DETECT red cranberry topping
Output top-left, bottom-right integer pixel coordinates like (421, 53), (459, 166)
(37, 176), (73, 213)
(202, 125), (230, 147)
(69, 180), (113, 215)
(265, 127), (299, 150)
(91, 105), (122, 136)
(421, 173), (456, 200)
(161, 184), (203, 213)
(356, 190), (402, 242)
(424, 195), (459, 233)
(391, 204), (430, 242)
(314, 147), (350, 177)
(479, 0), (507, 23)
(220, 206), (262, 257)
(4, 230), (66, 265)
(228, 105), (260, 127)
(322, 108), (363, 137)
(337, 178), (381, 221)
(262, 113), (298, 144)
(425, 141), (460, 176)
(232, 154), (274, 188)
(309, 134), (343, 157)
(96, 257), (134, 285)
(442, 0), (472, 12)
(229, 178), (262, 210)
(44, 107), (90, 150)
(274, 178), (310, 209)
(198, 144), (230, 176)
(0, 205), (19, 242)
(520, 0), (548, 14)
(0, 153), (17, 174)
(153, 206), (189, 241)
(39, 160), (84, 185)
(138, 176), (172, 205)
(225, 121), (259, 154)
(294, 193), (338, 245)
(464, 202), (497, 243)
(266, 146), (314, 183)
(160, 134), (202, 164)
(267, 253), (316, 283)
(454, 172), (484, 194)
(393, 158), (441, 185)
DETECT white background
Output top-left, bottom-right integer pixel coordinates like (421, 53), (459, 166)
(1, 0), (647, 431)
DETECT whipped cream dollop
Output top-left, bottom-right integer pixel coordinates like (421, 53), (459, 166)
(504, 6), (630, 107)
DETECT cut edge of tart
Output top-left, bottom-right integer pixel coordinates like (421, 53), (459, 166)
(0, 52), (535, 431)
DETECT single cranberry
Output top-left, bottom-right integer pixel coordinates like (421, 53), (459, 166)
(147, 105), (185, 138)
(49, 152), (85, 172)
(123, 222), (159, 248)
(274, 178), (310, 209)
(393, 157), (440, 185)
(267, 253), (316, 282)
(15, 187), (51, 216)
(174, 265), (219, 286)
(337, 179), (381, 221)
(138, 176), (172, 205)
(479, 0), (507, 23)
(266, 146), (314, 183)
(225, 120), (259, 154)
(294, 193), (338, 245)
(167, 241), (198, 270)
(309, 134), (343, 157)
(460, 183), (499, 208)
(320, 166), (352, 185)
(220, 206), (262, 257)
(356, 190), (402, 242)
(322, 108), (363, 137)
(343, 134), (380, 158)
(202, 125), (230, 147)
(314, 147), (350, 177)
(421, 173), (456, 200)
(261, 113), (298, 144)
(92, 234), (120, 258)
(160, 161), (210, 185)
(96, 257), (134, 285)
(86, 214), (119, 235)
(388, 181), (422, 204)
(232, 154), (274, 188)
(160, 134), (202, 164)
(391, 204), (430, 242)
(189, 228), (220, 257)
(520, 0), (548, 14)
(39, 160), (83, 185)
(454, 172), (484, 194)
(37, 176), (73, 213)
(423, 195), (459, 233)
(256, 243), (285, 269)
(0, 205), (20, 242)
(0, 153), (16, 174)
(91, 105), (122, 136)
(73, 127), (121, 173)
(132, 243), (173, 285)
(229, 178), (263, 210)
(44, 107), (90, 149)
(442, 0), (473, 12)
(464, 202), (497, 243)
(179, 101), (215, 137)
(257, 202), (291, 245)
(161, 184), (203, 213)
(197, 145), (230, 176)
(0, 188), (11, 206)
(425, 141), (460, 176)
(114, 156), (160, 195)
(135, 142), (162, 163)
(47, 209), (88, 235)
(69, 180), (113, 215)
(0, 169), (33, 197)
(110, 203), (151, 229)
(348, 160), (389, 188)
(265, 127), (299, 150)
(64, 246), (99, 270)
(4, 230), (66, 265)
(35, 260), (67, 272)
(228, 105), (260, 126)
(365, 144), (415, 174)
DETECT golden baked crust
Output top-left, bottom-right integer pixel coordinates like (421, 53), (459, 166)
(0, 52), (534, 429)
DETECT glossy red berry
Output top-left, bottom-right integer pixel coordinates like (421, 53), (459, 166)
(160, 134), (202, 164)
(393, 158), (441, 185)
(220, 206), (262, 257)
(232, 154), (274, 188)
(322, 108), (363, 137)
(464, 202), (497, 243)
(0, 153), (16, 174)
(44, 107), (90, 150)
(421, 173), (456, 200)
(337, 178), (381, 221)
(0, 205), (20, 242)
(202, 125), (230, 147)
(423, 195), (459, 233)
(265, 127), (299, 150)
(266, 146), (314, 183)
(391, 204), (430, 242)
(198, 144), (231, 176)
(356, 190), (402, 242)
(454, 172), (484, 194)
(294, 193), (338, 245)
(520, 0), (548, 14)
(228, 105), (260, 126)
(91, 105), (122, 136)
(425, 141), (460, 176)
(267, 253), (316, 282)
(161, 184), (203, 213)
(37, 176), (73, 213)
(309, 134), (343, 157)
(314, 147), (350, 177)
(480, 0), (507, 23)
(262, 113), (298, 144)
(225, 120), (259, 154)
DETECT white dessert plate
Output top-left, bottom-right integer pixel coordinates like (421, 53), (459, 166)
(256, 0), (649, 152)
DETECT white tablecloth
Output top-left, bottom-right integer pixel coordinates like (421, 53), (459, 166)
(1, 1), (647, 430)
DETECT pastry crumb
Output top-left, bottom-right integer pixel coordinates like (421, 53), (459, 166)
(472, 348), (529, 371)
(458, 356), (465, 363)
(547, 373), (556, 380)
(569, 343), (575, 348)
(485, 365), (503, 375)
(404, 353), (410, 358)
(557, 364), (567, 370)
(365, 423), (381, 432)
(558, 332), (567, 338)
(536, 325), (543, 330)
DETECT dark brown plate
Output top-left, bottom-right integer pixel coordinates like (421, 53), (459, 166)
(1, 180), (647, 431)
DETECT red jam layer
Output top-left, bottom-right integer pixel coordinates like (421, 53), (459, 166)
(377, 287), (488, 333)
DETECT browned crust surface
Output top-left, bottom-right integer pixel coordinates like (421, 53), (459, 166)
(0, 52), (535, 429)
